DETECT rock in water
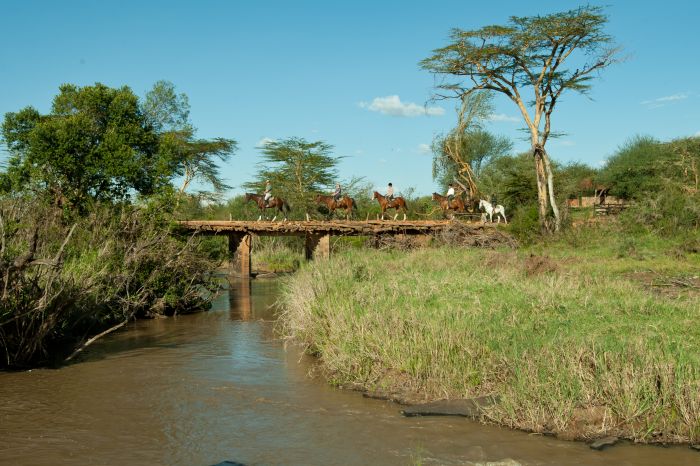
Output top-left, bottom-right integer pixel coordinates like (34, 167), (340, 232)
(401, 395), (498, 418)
(589, 436), (619, 450)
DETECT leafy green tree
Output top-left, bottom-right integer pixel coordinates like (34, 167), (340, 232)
(143, 81), (237, 197)
(1, 83), (164, 209)
(421, 6), (621, 232)
(243, 138), (339, 218)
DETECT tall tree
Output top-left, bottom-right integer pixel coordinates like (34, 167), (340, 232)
(244, 138), (339, 218)
(421, 6), (621, 232)
(1, 83), (164, 209)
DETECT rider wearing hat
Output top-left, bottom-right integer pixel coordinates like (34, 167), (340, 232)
(386, 182), (394, 201)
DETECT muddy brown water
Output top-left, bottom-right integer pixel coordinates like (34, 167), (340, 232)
(1, 279), (697, 466)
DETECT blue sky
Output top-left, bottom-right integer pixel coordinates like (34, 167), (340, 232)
(1, 0), (699, 196)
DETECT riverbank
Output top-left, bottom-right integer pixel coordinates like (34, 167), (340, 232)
(278, 225), (700, 444)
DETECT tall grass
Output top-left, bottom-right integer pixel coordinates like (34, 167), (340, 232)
(278, 237), (699, 443)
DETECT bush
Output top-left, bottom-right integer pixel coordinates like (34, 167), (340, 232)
(0, 197), (218, 368)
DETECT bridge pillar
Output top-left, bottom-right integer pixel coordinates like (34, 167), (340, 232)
(305, 233), (330, 261)
(228, 233), (252, 277)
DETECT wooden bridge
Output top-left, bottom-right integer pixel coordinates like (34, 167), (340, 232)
(178, 219), (483, 277)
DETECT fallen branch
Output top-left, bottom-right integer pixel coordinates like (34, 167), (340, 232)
(64, 318), (131, 362)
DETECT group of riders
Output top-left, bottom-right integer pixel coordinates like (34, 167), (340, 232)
(256, 179), (504, 222)
(261, 180), (397, 208)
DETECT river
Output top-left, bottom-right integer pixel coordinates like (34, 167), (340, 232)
(0, 278), (696, 466)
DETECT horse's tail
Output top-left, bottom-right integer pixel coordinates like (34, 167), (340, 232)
(283, 201), (291, 213)
(352, 198), (357, 210)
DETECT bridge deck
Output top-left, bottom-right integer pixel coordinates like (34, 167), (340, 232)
(178, 220), (486, 236)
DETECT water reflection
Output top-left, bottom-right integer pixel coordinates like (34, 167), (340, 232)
(228, 278), (279, 321)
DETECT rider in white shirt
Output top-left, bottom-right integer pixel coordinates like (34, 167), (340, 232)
(446, 183), (455, 205)
(386, 183), (394, 201)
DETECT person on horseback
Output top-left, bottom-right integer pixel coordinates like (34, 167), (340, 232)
(385, 182), (394, 201)
(446, 183), (455, 206)
(263, 180), (272, 207)
(333, 182), (342, 203)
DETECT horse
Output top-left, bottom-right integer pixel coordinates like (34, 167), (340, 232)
(479, 199), (507, 224)
(315, 194), (356, 220)
(432, 193), (465, 217)
(372, 191), (407, 220)
(244, 193), (290, 221)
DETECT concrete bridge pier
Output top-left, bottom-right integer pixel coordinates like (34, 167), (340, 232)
(228, 233), (252, 277)
(305, 233), (330, 260)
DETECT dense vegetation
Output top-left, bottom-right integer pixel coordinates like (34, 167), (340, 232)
(0, 82), (232, 369)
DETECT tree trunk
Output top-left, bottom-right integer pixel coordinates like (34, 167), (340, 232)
(542, 149), (561, 231)
(533, 147), (549, 232)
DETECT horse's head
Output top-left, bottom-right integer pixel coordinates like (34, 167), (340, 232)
(315, 194), (323, 203)
(478, 199), (485, 209)
(244, 193), (253, 202)
(432, 193), (440, 201)
(372, 191), (379, 200)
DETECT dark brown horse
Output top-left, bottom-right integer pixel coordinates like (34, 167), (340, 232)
(244, 193), (290, 221)
(432, 193), (465, 217)
(372, 191), (407, 220)
(315, 194), (356, 220)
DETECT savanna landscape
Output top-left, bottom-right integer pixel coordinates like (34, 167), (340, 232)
(1, 2), (698, 465)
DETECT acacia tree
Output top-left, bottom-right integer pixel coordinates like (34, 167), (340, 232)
(143, 81), (237, 198)
(421, 6), (621, 231)
(244, 138), (339, 218)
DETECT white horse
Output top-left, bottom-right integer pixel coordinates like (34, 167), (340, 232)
(479, 199), (507, 224)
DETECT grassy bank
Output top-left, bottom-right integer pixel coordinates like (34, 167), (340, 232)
(279, 225), (700, 443)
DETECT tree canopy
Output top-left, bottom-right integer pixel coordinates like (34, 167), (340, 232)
(421, 5), (621, 232)
(243, 138), (340, 217)
(1, 83), (165, 209)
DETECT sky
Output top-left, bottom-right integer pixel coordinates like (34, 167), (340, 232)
(1, 0), (699, 197)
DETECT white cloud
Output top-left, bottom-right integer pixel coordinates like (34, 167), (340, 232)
(256, 137), (275, 147)
(487, 113), (519, 122)
(359, 95), (444, 117)
(641, 93), (689, 108)
(418, 143), (431, 154)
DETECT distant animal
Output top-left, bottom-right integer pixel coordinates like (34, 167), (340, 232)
(372, 191), (408, 220)
(479, 199), (507, 224)
(244, 192), (290, 221)
(315, 194), (356, 220)
(431, 192), (465, 216)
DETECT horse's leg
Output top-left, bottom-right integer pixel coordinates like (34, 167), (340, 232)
(393, 211), (398, 221)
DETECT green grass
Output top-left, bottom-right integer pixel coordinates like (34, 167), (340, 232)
(278, 226), (700, 443)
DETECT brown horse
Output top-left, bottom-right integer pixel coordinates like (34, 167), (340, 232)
(244, 193), (290, 221)
(432, 193), (465, 217)
(372, 191), (407, 220)
(315, 194), (356, 220)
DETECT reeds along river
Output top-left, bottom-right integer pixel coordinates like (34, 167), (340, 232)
(0, 278), (696, 466)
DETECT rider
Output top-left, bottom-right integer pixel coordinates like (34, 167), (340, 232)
(446, 183), (455, 206)
(263, 180), (272, 207)
(385, 182), (394, 201)
(333, 182), (342, 203)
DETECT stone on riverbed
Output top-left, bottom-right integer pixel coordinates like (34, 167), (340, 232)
(401, 395), (499, 418)
(589, 436), (619, 450)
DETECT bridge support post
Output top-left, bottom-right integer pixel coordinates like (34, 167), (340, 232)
(305, 233), (330, 261)
(228, 233), (252, 277)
